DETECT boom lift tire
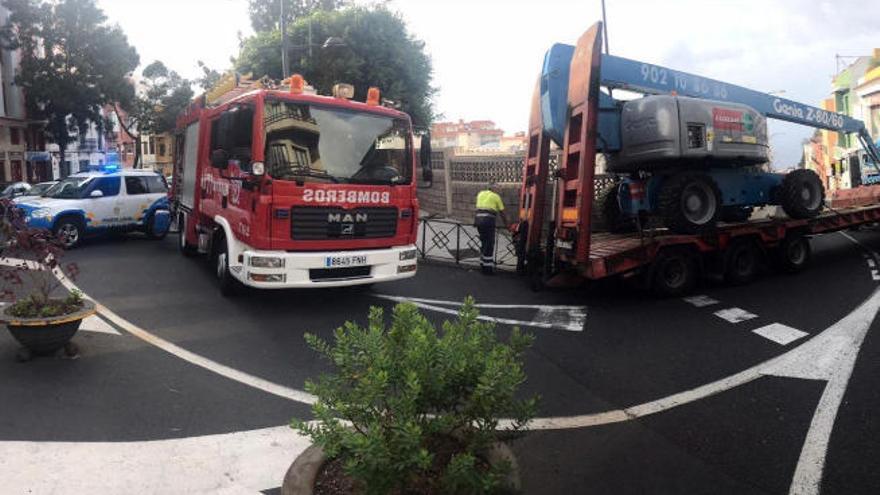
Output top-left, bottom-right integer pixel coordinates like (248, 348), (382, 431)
(658, 172), (721, 234)
(177, 212), (197, 256)
(779, 169), (824, 219)
(651, 248), (698, 296)
(724, 239), (760, 285)
(775, 235), (811, 273)
(595, 183), (635, 233)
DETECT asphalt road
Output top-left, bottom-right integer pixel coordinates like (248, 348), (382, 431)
(2, 227), (880, 494)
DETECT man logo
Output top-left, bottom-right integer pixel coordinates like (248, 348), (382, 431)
(341, 224), (354, 235)
(328, 212), (368, 223)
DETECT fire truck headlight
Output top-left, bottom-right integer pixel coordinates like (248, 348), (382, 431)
(399, 248), (417, 261)
(251, 161), (265, 176)
(250, 256), (285, 268)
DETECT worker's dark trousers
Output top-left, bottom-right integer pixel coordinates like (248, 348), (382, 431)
(475, 214), (496, 274)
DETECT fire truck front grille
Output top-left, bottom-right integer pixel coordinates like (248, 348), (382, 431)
(290, 207), (399, 240)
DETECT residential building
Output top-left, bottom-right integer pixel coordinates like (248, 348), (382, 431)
(139, 132), (174, 176)
(432, 120), (504, 152)
(0, 6), (36, 183)
(806, 49), (880, 191)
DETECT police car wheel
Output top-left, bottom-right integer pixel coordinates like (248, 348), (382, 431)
(145, 211), (169, 240)
(53, 217), (83, 249)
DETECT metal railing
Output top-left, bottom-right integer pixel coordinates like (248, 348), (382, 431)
(417, 216), (517, 270)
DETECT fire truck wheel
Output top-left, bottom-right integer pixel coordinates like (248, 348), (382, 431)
(651, 249), (697, 297)
(780, 169), (824, 219)
(775, 235), (811, 274)
(658, 173), (721, 234)
(145, 211), (169, 240)
(177, 212), (197, 256)
(213, 237), (241, 297)
(724, 239), (761, 285)
(53, 216), (84, 249)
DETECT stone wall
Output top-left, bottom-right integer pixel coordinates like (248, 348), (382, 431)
(417, 149), (525, 223)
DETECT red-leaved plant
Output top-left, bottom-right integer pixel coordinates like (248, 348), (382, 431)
(0, 197), (82, 319)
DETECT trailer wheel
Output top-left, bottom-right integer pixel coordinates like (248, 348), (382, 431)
(658, 173), (721, 234)
(652, 249), (697, 296)
(178, 212), (197, 256)
(595, 183), (635, 233)
(776, 235), (811, 273)
(724, 239), (760, 285)
(780, 169), (824, 219)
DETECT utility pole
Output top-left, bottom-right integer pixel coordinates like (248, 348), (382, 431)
(280, 0), (289, 78)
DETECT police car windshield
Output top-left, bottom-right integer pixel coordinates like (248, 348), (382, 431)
(46, 176), (93, 199)
(263, 100), (412, 185)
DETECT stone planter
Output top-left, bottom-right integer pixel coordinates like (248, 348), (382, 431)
(3, 300), (96, 358)
(281, 441), (521, 495)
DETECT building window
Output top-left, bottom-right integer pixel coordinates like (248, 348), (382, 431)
(10, 128), (20, 145)
(149, 137), (155, 155)
(159, 143), (166, 156)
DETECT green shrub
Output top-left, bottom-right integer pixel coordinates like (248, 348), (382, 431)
(293, 298), (537, 495)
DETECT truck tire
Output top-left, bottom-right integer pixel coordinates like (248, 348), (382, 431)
(178, 212), (197, 256)
(658, 173), (721, 234)
(53, 216), (84, 249)
(724, 239), (760, 285)
(652, 249), (697, 297)
(776, 235), (811, 273)
(780, 169), (824, 219)
(595, 183), (635, 233)
(721, 206), (753, 223)
(213, 235), (241, 297)
(145, 210), (170, 240)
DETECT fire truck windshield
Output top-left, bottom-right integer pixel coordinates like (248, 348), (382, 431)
(263, 100), (412, 185)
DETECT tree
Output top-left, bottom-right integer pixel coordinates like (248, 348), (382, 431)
(236, 6), (436, 127)
(196, 60), (222, 90)
(247, 0), (348, 32)
(114, 61), (194, 168)
(0, 0), (139, 172)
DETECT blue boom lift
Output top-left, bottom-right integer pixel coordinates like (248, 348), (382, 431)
(538, 28), (880, 234)
(516, 22), (880, 294)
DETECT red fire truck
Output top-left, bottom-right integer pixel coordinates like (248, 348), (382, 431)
(171, 74), (431, 295)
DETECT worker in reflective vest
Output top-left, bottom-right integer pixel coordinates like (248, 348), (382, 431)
(474, 182), (509, 275)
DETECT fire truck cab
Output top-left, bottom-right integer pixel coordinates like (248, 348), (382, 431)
(172, 74), (430, 295)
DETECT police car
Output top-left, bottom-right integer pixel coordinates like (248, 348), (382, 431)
(15, 167), (171, 248)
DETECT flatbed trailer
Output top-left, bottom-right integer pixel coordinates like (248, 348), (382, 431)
(584, 204), (880, 283)
(516, 22), (880, 294)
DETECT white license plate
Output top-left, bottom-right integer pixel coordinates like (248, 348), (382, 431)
(325, 255), (368, 268)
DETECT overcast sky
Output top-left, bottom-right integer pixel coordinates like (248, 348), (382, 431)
(97, 0), (880, 168)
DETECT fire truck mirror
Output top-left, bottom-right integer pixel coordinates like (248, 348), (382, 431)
(211, 149), (230, 170)
(419, 132), (433, 185)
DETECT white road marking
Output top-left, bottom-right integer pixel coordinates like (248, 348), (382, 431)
(714, 307), (759, 324)
(79, 315), (121, 335)
(873, 270), (880, 281)
(372, 294), (587, 332)
(682, 295), (719, 307)
(751, 323), (808, 346)
(867, 259), (876, 268)
(0, 425), (310, 494)
(7, 253), (872, 493)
